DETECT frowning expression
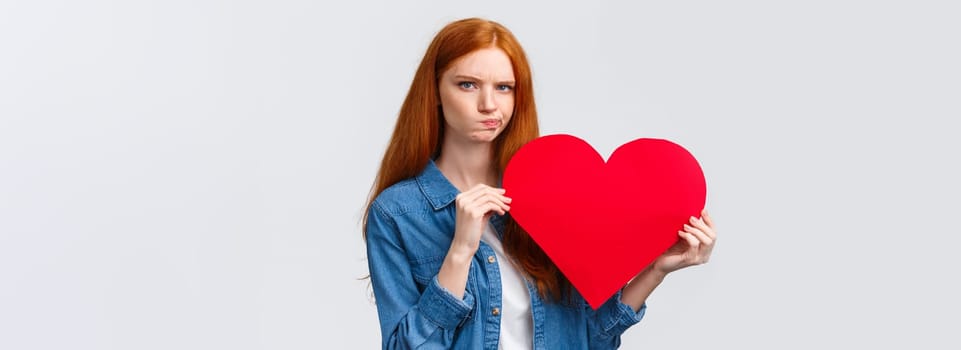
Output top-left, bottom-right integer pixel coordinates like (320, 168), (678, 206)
(438, 47), (516, 144)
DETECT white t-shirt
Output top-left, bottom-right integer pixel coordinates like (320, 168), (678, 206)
(481, 223), (533, 349)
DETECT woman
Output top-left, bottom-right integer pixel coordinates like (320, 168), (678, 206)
(364, 18), (717, 349)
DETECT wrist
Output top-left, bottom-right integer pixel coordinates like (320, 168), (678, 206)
(447, 242), (477, 263)
(621, 264), (667, 312)
(638, 263), (668, 283)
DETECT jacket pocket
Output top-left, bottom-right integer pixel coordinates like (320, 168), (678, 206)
(410, 255), (446, 287)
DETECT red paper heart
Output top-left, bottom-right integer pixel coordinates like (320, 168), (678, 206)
(502, 134), (706, 309)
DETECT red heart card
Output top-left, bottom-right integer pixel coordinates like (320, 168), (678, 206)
(502, 134), (706, 309)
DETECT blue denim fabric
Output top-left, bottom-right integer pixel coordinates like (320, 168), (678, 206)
(366, 160), (646, 349)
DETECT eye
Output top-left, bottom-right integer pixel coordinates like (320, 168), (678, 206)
(458, 81), (477, 89)
(496, 84), (514, 92)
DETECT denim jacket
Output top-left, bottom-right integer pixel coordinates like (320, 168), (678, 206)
(365, 160), (646, 349)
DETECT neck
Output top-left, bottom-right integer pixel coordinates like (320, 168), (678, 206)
(435, 137), (499, 192)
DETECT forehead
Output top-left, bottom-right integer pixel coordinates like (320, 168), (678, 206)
(444, 48), (515, 80)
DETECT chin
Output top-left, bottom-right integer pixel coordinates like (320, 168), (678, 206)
(471, 137), (497, 143)
(471, 133), (500, 143)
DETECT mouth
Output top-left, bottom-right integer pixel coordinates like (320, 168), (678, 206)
(481, 118), (502, 129)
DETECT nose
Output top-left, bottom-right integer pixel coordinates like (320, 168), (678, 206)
(478, 87), (497, 114)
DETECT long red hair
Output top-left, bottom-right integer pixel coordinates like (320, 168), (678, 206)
(364, 18), (570, 301)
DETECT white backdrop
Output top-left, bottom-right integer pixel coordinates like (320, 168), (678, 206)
(2, 1), (959, 349)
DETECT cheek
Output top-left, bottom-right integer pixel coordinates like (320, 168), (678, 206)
(438, 91), (461, 119)
(440, 106), (460, 128)
(501, 96), (516, 117)
(441, 99), (469, 120)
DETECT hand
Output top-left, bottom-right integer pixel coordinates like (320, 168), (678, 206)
(437, 184), (511, 299)
(652, 209), (717, 275)
(620, 210), (716, 311)
(450, 184), (511, 254)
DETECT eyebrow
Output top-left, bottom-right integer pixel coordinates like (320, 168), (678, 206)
(453, 74), (515, 85)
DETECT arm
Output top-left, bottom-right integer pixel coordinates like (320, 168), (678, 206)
(586, 210), (718, 349)
(584, 289), (647, 349)
(436, 184), (511, 299)
(620, 209), (717, 311)
(366, 203), (474, 349)
(366, 185), (511, 349)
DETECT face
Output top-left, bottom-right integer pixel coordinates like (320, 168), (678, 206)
(438, 47), (516, 144)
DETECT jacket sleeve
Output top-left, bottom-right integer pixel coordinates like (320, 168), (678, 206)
(365, 202), (475, 349)
(585, 290), (646, 349)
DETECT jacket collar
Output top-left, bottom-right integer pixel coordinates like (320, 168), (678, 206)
(416, 159), (459, 210)
(415, 159), (506, 233)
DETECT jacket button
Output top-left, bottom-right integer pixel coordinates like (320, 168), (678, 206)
(492, 307), (500, 316)
(488, 255), (496, 263)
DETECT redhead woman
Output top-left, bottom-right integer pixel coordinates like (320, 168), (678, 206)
(364, 17), (717, 349)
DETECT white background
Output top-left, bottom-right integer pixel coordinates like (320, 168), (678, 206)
(2, 0), (959, 348)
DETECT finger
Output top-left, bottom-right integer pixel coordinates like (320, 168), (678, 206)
(471, 185), (508, 202)
(456, 189), (481, 207)
(689, 216), (716, 240)
(459, 186), (511, 213)
(469, 201), (500, 218)
(495, 194), (511, 212)
(480, 187), (512, 205)
(480, 195), (510, 213)
(681, 231), (710, 265)
(701, 209), (716, 229)
(464, 183), (497, 195)
(679, 230), (700, 250)
(683, 224), (714, 247)
(459, 185), (495, 207)
(694, 234), (714, 264)
(463, 196), (498, 219)
(483, 201), (507, 216)
(496, 193), (512, 206)
(471, 189), (509, 205)
(698, 242), (714, 263)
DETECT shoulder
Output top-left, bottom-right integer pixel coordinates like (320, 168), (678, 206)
(366, 177), (432, 243)
(370, 177), (426, 217)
